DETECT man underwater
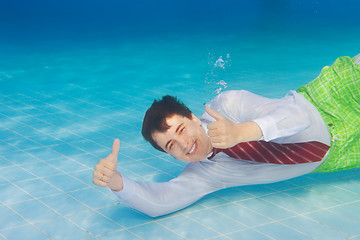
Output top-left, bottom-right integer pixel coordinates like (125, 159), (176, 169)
(93, 54), (360, 217)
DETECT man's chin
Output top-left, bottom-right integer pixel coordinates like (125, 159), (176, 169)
(176, 156), (204, 163)
(187, 154), (206, 162)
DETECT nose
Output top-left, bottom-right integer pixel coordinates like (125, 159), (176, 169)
(175, 135), (189, 150)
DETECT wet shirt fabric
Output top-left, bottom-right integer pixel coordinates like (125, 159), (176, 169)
(114, 89), (331, 217)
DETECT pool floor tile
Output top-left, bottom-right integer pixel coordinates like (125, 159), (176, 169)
(157, 215), (219, 240)
(25, 147), (65, 161)
(259, 192), (320, 214)
(255, 222), (312, 240)
(0, 157), (13, 168)
(0, 165), (37, 182)
(283, 187), (343, 208)
(8, 199), (60, 223)
(43, 173), (88, 192)
(99, 230), (142, 240)
(0, 205), (28, 231)
(73, 140), (108, 153)
(67, 188), (116, 209)
(329, 179), (360, 194)
(215, 187), (255, 202)
(185, 208), (247, 234)
(211, 203), (272, 227)
(306, 210), (360, 236)
(281, 215), (350, 240)
(196, 192), (232, 208)
(21, 161), (63, 177)
(40, 193), (90, 216)
(227, 229), (273, 240)
(35, 217), (92, 240)
(239, 197), (295, 220)
(304, 183), (360, 203)
(49, 143), (87, 156)
(97, 205), (151, 228)
(0, 183), (33, 205)
(14, 178), (62, 198)
(67, 210), (124, 237)
(1, 150), (40, 165)
(130, 222), (185, 240)
(0, 224), (49, 240)
(6, 138), (43, 150)
(0, 142), (19, 154)
(47, 157), (88, 173)
(329, 203), (360, 223)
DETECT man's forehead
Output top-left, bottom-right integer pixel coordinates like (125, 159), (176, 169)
(165, 114), (186, 125)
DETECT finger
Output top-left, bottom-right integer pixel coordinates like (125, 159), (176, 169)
(109, 139), (120, 164)
(93, 170), (104, 181)
(211, 140), (229, 149)
(100, 174), (111, 183)
(98, 158), (117, 171)
(207, 121), (225, 132)
(207, 129), (220, 137)
(207, 121), (217, 130)
(93, 178), (107, 187)
(205, 105), (226, 121)
(95, 164), (114, 177)
(93, 171), (111, 183)
(209, 136), (224, 144)
(212, 143), (227, 149)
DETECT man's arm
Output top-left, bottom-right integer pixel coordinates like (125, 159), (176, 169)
(113, 166), (219, 217)
(93, 140), (221, 217)
(203, 90), (312, 146)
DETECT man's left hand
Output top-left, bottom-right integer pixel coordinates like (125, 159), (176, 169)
(206, 105), (263, 149)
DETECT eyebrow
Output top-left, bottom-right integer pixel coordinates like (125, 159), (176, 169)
(175, 123), (184, 134)
(165, 123), (184, 150)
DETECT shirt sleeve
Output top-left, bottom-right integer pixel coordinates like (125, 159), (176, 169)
(112, 163), (222, 217)
(203, 90), (311, 142)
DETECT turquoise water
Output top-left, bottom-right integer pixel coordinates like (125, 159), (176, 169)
(1, 1), (360, 239)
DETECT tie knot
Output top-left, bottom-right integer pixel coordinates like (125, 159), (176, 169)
(207, 147), (223, 160)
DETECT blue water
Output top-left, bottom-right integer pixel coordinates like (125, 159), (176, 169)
(1, 0), (360, 239)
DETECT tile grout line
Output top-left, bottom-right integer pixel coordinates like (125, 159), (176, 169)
(0, 137), (149, 239)
(0, 201), (54, 239)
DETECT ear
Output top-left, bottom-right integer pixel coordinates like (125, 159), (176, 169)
(191, 113), (201, 124)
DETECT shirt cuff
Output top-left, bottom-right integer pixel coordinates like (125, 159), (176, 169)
(112, 175), (136, 201)
(252, 115), (277, 142)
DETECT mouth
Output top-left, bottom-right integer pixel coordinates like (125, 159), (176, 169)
(186, 141), (197, 156)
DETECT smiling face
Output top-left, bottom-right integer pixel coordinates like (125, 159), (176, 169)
(152, 114), (213, 162)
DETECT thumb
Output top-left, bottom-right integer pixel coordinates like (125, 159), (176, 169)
(110, 139), (120, 163)
(205, 105), (226, 121)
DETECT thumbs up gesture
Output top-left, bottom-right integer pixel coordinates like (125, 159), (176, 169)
(206, 105), (263, 149)
(93, 139), (123, 192)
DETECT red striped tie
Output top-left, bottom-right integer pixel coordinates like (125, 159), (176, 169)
(209, 141), (330, 164)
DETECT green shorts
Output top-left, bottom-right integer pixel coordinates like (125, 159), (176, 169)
(297, 56), (360, 173)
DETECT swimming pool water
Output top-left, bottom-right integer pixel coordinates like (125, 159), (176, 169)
(1, 0), (360, 239)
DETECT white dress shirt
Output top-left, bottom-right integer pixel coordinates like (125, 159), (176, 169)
(114, 90), (331, 217)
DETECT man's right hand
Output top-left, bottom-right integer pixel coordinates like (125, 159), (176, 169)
(93, 139), (123, 192)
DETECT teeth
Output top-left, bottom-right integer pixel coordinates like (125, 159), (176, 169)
(188, 143), (196, 154)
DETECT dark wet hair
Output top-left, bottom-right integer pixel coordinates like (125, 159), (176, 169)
(142, 95), (192, 152)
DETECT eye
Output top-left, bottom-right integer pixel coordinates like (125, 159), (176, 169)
(179, 127), (185, 134)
